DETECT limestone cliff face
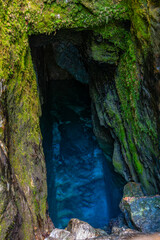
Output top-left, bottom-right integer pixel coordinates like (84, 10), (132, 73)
(0, 0), (160, 239)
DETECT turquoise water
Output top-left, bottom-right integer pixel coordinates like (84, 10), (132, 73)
(40, 79), (123, 229)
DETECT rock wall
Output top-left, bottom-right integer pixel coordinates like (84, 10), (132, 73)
(0, 0), (160, 239)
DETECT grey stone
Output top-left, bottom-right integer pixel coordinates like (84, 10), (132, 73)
(67, 218), (96, 240)
(45, 228), (75, 240)
(120, 195), (160, 232)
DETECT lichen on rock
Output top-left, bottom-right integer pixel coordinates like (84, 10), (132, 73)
(120, 195), (160, 232)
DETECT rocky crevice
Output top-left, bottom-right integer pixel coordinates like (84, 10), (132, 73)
(0, 0), (160, 239)
(30, 33), (125, 228)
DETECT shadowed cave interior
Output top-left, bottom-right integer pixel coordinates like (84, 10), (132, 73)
(30, 30), (125, 229)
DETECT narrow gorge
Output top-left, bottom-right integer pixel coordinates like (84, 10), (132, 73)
(30, 31), (125, 229)
(0, 0), (160, 239)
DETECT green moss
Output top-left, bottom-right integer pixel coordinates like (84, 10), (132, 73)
(113, 161), (124, 174)
(93, 19), (158, 193)
(128, 0), (150, 53)
(94, 24), (129, 51)
(114, 37), (144, 177)
(4, 32), (47, 236)
(0, 0), (159, 238)
(25, 0), (129, 34)
(91, 42), (119, 64)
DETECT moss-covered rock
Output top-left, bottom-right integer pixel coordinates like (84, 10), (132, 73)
(0, 0), (160, 239)
(123, 182), (144, 198)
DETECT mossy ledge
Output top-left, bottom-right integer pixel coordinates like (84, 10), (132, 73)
(0, 0), (160, 239)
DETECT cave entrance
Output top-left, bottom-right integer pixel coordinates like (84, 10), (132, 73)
(30, 30), (124, 229)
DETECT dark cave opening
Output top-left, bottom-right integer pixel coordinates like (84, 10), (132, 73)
(30, 30), (125, 229)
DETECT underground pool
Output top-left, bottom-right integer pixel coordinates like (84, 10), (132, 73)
(30, 30), (125, 229)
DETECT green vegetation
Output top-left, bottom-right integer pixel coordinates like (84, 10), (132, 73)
(0, 0), (159, 238)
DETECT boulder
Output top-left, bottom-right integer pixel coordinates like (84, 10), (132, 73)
(87, 228), (160, 240)
(67, 218), (97, 239)
(46, 218), (160, 240)
(123, 182), (144, 198)
(120, 195), (160, 232)
(45, 228), (75, 240)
